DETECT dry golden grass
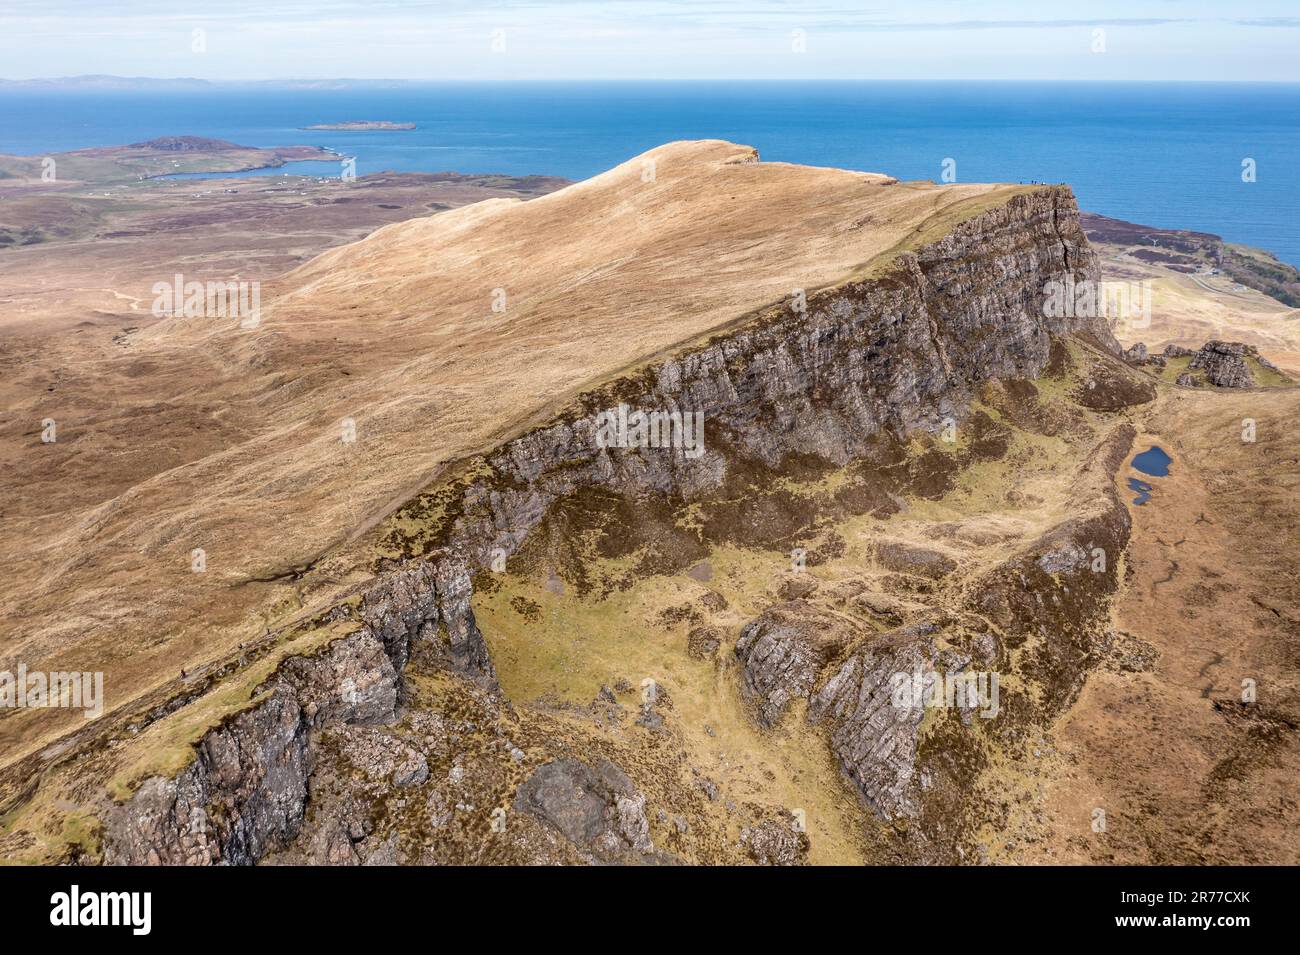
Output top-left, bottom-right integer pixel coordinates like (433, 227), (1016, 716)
(1036, 384), (1300, 864)
(0, 140), (1026, 765)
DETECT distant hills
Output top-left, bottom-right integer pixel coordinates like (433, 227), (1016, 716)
(0, 75), (442, 91)
(0, 75), (216, 90)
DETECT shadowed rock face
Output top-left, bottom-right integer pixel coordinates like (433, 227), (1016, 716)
(94, 180), (1115, 867)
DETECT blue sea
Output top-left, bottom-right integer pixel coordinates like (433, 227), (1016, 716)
(2, 81), (1298, 265)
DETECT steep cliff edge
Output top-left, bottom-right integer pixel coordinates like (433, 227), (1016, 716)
(0, 146), (1130, 866)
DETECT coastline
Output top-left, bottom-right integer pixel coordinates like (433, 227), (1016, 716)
(149, 148), (347, 180)
(2, 81), (1296, 266)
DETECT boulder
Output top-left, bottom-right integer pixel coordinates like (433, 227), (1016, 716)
(776, 573), (819, 600)
(742, 816), (810, 866)
(513, 757), (653, 860)
(1122, 342), (1148, 363)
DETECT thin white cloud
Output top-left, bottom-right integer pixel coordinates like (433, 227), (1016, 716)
(3, 0), (1299, 80)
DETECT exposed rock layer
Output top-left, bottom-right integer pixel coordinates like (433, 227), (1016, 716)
(102, 559), (492, 864)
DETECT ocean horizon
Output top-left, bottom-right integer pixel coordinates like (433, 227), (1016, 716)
(3, 80), (1298, 265)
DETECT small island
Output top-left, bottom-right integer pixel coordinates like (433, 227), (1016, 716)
(302, 121), (416, 131)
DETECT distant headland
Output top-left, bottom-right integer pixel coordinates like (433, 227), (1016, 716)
(302, 121), (415, 131)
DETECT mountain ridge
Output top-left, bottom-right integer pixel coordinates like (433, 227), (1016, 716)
(0, 144), (1126, 864)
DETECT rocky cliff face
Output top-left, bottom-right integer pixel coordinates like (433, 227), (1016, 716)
(102, 560), (493, 864)
(101, 186), (1118, 865)
(419, 188), (1111, 565)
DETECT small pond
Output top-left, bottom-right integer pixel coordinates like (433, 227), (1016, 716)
(1128, 445), (1171, 506)
(1129, 477), (1154, 506)
(1132, 445), (1172, 478)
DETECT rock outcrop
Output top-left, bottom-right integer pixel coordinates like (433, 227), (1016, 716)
(102, 556), (495, 865)
(103, 627), (400, 865)
(513, 758), (654, 862)
(1121, 341), (1168, 368)
(421, 187), (1111, 581)
(807, 621), (957, 820)
(734, 602), (862, 728)
(1189, 340), (1255, 388)
(741, 814), (810, 865)
(730, 425), (1134, 853)
(1122, 342), (1148, 364)
(1128, 340), (1285, 389)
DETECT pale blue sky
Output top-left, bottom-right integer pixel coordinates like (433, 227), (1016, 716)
(3, 0), (1299, 81)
